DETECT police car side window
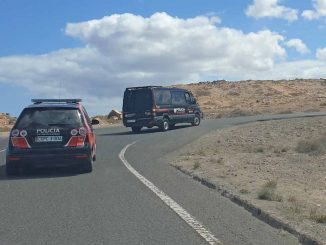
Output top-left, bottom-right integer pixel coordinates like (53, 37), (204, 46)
(171, 91), (186, 105)
(81, 107), (91, 125)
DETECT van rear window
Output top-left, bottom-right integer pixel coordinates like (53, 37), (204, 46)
(123, 89), (153, 111)
(16, 108), (83, 128)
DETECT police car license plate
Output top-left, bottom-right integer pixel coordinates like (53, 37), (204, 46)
(35, 136), (63, 143)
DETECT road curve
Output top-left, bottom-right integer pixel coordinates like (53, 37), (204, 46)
(1, 112), (325, 245)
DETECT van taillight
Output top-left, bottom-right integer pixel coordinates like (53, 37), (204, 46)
(65, 136), (85, 147)
(11, 137), (30, 149)
(152, 108), (157, 116)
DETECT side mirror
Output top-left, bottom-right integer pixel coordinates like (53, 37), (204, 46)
(91, 118), (100, 125)
(190, 97), (197, 104)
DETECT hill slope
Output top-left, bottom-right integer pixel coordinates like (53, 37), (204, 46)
(178, 79), (326, 118)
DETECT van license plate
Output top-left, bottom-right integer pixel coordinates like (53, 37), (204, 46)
(35, 136), (63, 143)
(127, 120), (136, 123)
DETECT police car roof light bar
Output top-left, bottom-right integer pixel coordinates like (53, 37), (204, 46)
(31, 99), (82, 104)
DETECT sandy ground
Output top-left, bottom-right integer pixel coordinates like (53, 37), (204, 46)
(171, 116), (326, 243)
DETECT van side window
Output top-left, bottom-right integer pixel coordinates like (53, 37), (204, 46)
(171, 91), (186, 105)
(185, 92), (191, 104)
(154, 90), (172, 105)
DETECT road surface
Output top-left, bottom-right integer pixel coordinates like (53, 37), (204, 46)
(1, 113), (324, 245)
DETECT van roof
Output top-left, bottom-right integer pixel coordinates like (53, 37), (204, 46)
(126, 86), (187, 91)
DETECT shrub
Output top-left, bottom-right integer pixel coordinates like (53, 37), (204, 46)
(227, 90), (240, 96)
(258, 180), (283, 202)
(193, 161), (201, 170)
(196, 90), (211, 97)
(295, 136), (326, 155)
(310, 208), (326, 223)
(254, 147), (264, 153)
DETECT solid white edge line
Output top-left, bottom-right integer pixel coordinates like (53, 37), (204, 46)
(119, 142), (222, 245)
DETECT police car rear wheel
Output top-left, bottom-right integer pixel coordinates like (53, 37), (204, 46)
(192, 114), (200, 126)
(6, 162), (19, 176)
(81, 158), (93, 173)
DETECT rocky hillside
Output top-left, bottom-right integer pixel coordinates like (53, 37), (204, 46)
(0, 113), (15, 132)
(178, 79), (326, 118)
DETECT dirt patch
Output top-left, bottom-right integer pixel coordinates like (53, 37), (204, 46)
(171, 116), (326, 244)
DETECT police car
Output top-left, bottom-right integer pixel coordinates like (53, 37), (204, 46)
(6, 99), (99, 175)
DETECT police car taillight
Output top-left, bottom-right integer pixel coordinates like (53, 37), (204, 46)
(20, 130), (27, 137)
(79, 127), (87, 136)
(66, 127), (87, 147)
(11, 137), (30, 149)
(65, 136), (85, 147)
(11, 129), (19, 137)
(71, 129), (78, 136)
(11, 129), (30, 149)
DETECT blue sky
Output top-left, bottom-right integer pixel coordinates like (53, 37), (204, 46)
(1, 0), (326, 116)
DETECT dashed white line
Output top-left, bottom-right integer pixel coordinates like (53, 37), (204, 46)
(119, 142), (223, 245)
(0, 149), (6, 153)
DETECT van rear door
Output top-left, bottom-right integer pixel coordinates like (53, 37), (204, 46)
(123, 88), (153, 121)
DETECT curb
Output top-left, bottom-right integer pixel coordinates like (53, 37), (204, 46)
(173, 166), (323, 245)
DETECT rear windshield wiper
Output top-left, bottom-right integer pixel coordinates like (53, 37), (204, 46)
(48, 123), (71, 126)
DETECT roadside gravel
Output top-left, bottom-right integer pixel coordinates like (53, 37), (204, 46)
(171, 116), (326, 244)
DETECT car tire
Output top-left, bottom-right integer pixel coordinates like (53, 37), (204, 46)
(192, 114), (201, 126)
(131, 126), (142, 133)
(6, 162), (19, 176)
(160, 118), (170, 131)
(81, 157), (93, 173)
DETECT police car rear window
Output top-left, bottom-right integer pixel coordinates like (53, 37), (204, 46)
(15, 108), (83, 128)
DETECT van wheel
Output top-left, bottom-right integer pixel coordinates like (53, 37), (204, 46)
(6, 162), (19, 176)
(131, 126), (142, 133)
(160, 118), (170, 131)
(192, 114), (201, 126)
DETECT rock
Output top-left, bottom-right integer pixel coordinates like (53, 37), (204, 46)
(108, 110), (122, 120)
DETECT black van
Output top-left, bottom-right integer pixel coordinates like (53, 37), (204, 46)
(123, 86), (203, 132)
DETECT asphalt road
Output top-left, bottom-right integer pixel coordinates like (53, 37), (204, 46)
(1, 112), (325, 245)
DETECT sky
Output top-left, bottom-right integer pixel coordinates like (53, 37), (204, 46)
(1, 0), (326, 116)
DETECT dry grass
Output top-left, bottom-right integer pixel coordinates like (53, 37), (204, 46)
(310, 208), (326, 224)
(254, 147), (264, 153)
(193, 161), (201, 170)
(195, 90), (211, 97)
(295, 136), (326, 155)
(258, 180), (283, 202)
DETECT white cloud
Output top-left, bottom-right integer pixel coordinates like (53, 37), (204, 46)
(245, 0), (299, 22)
(302, 0), (326, 20)
(316, 47), (326, 61)
(0, 12), (324, 115)
(285, 39), (310, 54)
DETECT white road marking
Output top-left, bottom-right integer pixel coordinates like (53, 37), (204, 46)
(0, 149), (6, 153)
(119, 142), (222, 245)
